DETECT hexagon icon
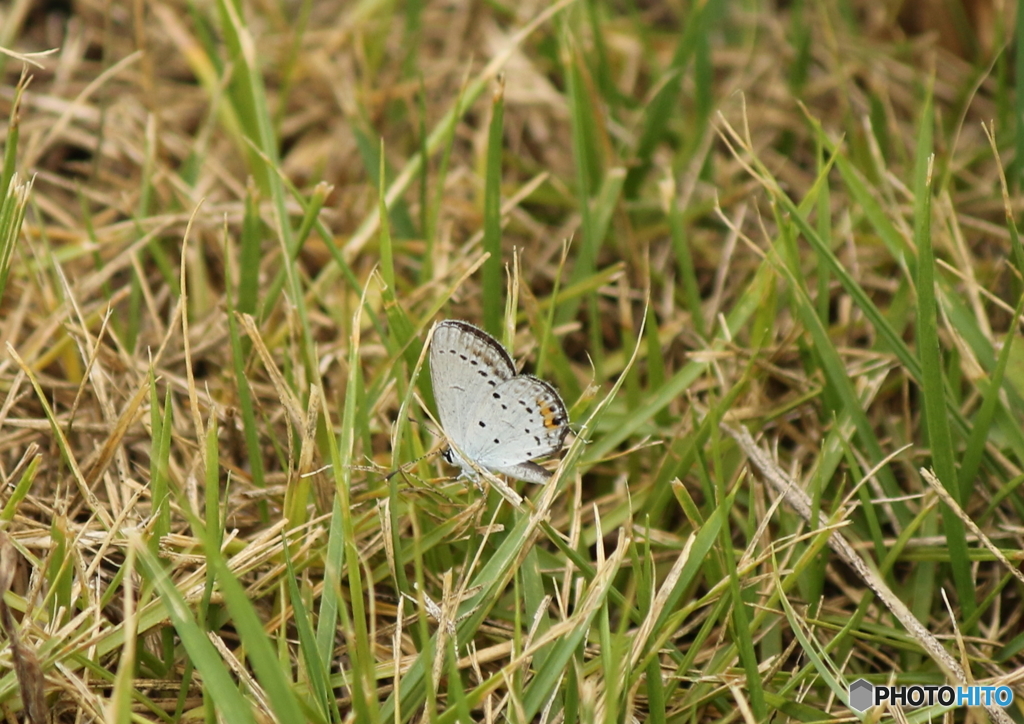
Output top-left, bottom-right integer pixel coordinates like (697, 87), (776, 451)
(849, 679), (874, 712)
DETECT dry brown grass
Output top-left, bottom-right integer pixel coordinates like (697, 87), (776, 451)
(1, 0), (1023, 722)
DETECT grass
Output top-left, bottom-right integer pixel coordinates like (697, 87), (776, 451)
(1, 0), (1023, 722)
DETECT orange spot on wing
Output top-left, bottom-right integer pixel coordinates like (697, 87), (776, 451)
(538, 400), (562, 429)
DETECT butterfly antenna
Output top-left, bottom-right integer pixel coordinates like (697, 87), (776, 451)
(385, 447), (443, 481)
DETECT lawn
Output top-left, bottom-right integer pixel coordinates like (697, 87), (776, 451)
(0, 0), (1022, 722)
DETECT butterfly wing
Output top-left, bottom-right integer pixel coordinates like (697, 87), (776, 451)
(460, 375), (570, 483)
(429, 320), (516, 448)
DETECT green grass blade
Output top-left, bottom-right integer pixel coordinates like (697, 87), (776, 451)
(283, 539), (341, 723)
(135, 542), (258, 724)
(959, 287), (1024, 494)
(623, 0), (715, 196)
(1016, 2), (1024, 192)
(482, 79), (505, 335)
(0, 79), (30, 306)
(910, 88), (974, 621)
(556, 25), (599, 329)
